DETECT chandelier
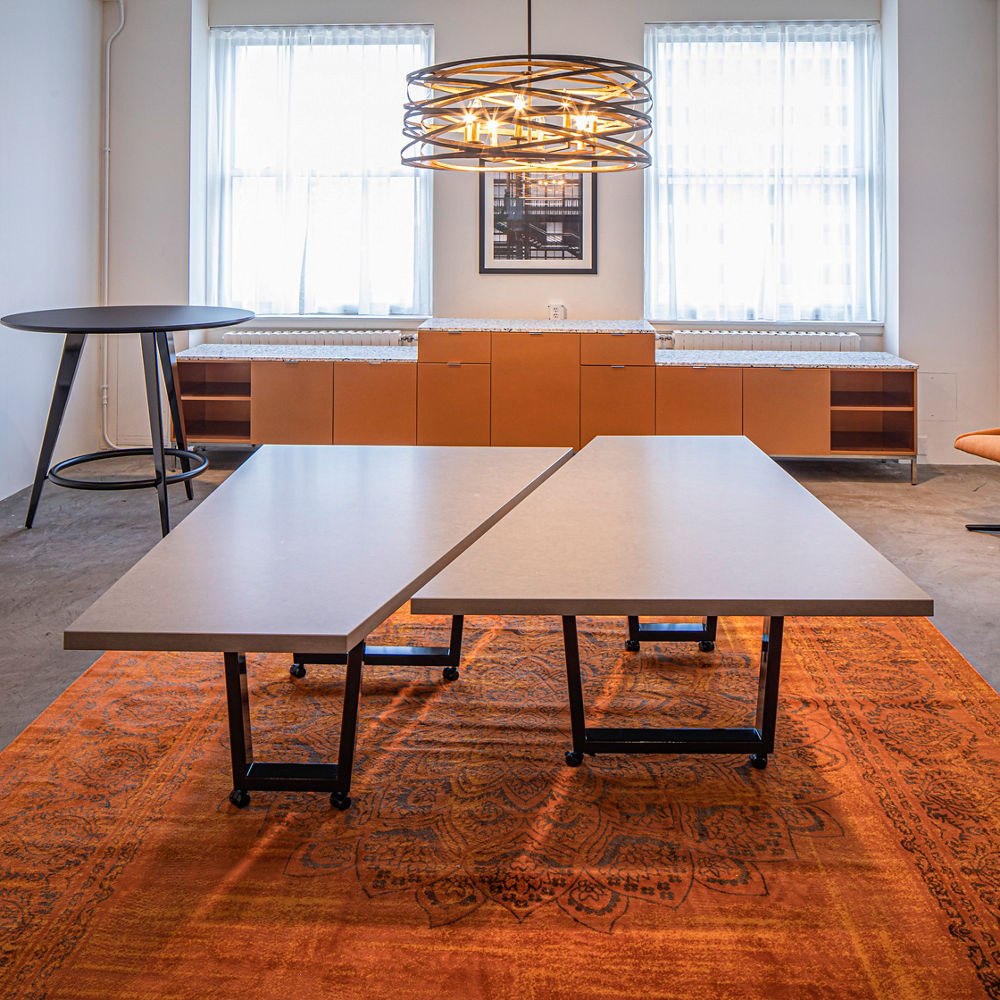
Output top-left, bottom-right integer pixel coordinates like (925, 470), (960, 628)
(401, 1), (652, 173)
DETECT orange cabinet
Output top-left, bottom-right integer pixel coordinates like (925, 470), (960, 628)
(580, 366), (655, 446)
(250, 360), (333, 444)
(417, 330), (492, 364)
(742, 368), (830, 455)
(656, 367), (743, 436)
(491, 333), (580, 448)
(333, 362), (416, 445)
(417, 363), (491, 445)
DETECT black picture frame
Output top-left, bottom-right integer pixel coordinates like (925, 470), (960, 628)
(478, 170), (598, 274)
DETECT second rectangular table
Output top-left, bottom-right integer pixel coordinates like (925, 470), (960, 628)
(412, 435), (933, 770)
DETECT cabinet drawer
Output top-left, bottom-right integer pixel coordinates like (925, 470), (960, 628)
(334, 362), (416, 444)
(491, 333), (580, 448)
(250, 360), (333, 444)
(656, 367), (743, 435)
(417, 363), (491, 445)
(581, 366), (655, 446)
(743, 368), (830, 455)
(418, 330), (492, 364)
(581, 332), (654, 366)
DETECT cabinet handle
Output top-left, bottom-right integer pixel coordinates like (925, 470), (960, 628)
(611, 331), (625, 337)
(529, 331), (544, 336)
(779, 366), (795, 370)
(447, 330), (462, 336)
(447, 362), (461, 367)
(611, 365), (625, 369)
(283, 359), (299, 364)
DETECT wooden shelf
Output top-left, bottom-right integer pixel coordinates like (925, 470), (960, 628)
(184, 421), (252, 443)
(830, 391), (914, 411)
(180, 383), (252, 402)
(830, 431), (915, 453)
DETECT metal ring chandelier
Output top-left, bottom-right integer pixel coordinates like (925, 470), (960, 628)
(401, 4), (652, 172)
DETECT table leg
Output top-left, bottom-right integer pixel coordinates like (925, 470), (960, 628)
(155, 330), (193, 500)
(562, 616), (785, 767)
(291, 614), (465, 682)
(25, 332), (86, 528)
(625, 614), (717, 653)
(139, 332), (170, 536)
(224, 641), (366, 810)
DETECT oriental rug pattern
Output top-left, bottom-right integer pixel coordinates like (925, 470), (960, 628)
(1, 613), (998, 999)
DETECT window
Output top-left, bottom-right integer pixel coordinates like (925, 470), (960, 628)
(644, 22), (884, 324)
(208, 24), (432, 317)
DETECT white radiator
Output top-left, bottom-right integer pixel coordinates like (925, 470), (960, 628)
(670, 330), (861, 351)
(223, 329), (407, 346)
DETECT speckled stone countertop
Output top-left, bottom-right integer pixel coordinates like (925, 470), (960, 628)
(419, 318), (655, 333)
(178, 344), (418, 363)
(655, 349), (917, 369)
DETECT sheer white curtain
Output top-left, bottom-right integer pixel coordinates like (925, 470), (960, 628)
(644, 22), (884, 323)
(208, 24), (432, 317)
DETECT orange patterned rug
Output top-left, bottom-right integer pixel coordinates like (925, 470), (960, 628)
(1, 611), (999, 999)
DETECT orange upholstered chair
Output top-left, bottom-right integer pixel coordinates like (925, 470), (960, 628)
(954, 428), (1000, 531)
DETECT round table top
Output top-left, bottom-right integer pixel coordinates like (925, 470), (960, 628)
(0, 305), (255, 334)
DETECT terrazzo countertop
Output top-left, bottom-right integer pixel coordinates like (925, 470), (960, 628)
(655, 349), (917, 369)
(178, 344), (418, 363)
(418, 318), (655, 334)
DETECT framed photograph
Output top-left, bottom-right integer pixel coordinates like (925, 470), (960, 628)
(479, 170), (597, 274)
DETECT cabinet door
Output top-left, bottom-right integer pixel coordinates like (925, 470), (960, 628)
(491, 333), (580, 448)
(334, 362), (416, 444)
(656, 367), (743, 435)
(580, 366), (655, 446)
(743, 368), (831, 455)
(417, 363), (491, 445)
(250, 360), (333, 444)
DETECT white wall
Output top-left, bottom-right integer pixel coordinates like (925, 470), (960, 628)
(104, 0), (999, 463)
(0, 0), (102, 500)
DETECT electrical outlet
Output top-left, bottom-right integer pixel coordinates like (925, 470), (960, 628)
(547, 303), (567, 320)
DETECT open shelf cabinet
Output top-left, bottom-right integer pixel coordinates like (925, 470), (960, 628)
(829, 370), (916, 456)
(177, 359), (251, 443)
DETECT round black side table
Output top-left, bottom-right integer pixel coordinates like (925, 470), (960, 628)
(0, 305), (254, 536)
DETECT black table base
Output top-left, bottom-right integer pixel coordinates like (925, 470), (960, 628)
(25, 329), (199, 537)
(290, 615), (465, 682)
(563, 615), (784, 770)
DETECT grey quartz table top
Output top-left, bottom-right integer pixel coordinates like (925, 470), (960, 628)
(66, 444), (571, 655)
(418, 319), (655, 333)
(412, 436), (933, 619)
(178, 344), (418, 363)
(655, 350), (917, 369)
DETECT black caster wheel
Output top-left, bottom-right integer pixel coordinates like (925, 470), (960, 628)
(624, 639), (640, 652)
(330, 791), (352, 811)
(565, 750), (583, 767)
(699, 640), (715, 653)
(229, 789), (250, 808)
(289, 661), (307, 679)
(442, 666), (460, 682)
(750, 753), (768, 770)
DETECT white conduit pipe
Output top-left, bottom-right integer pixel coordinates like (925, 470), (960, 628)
(99, 0), (125, 449)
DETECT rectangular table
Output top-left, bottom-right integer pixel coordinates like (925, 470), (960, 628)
(65, 444), (571, 809)
(411, 436), (933, 770)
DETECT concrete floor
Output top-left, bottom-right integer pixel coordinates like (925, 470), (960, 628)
(1, 450), (998, 751)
